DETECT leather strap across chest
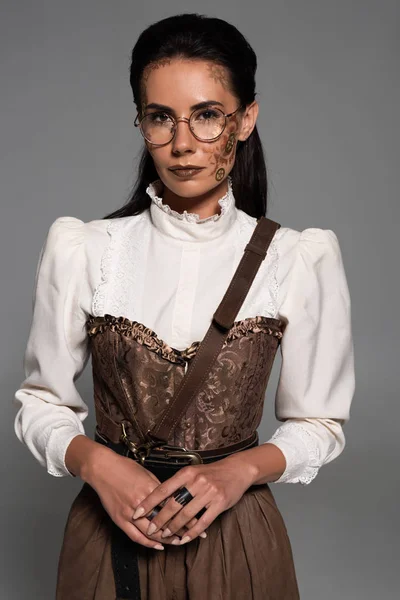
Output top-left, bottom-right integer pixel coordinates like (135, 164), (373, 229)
(95, 215), (281, 451)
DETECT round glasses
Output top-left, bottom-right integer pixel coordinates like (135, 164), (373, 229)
(134, 104), (243, 146)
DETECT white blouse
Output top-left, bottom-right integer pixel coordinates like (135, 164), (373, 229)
(13, 176), (355, 484)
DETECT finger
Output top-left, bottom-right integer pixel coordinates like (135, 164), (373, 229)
(145, 494), (190, 535)
(159, 491), (210, 537)
(132, 515), (181, 544)
(143, 495), (204, 537)
(175, 516), (208, 538)
(119, 519), (165, 550)
(142, 497), (201, 538)
(144, 497), (169, 521)
(132, 468), (192, 519)
(176, 503), (221, 545)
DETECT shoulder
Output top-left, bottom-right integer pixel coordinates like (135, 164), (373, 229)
(37, 216), (111, 282)
(46, 215), (110, 246)
(270, 225), (345, 301)
(43, 213), (150, 278)
(43, 215), (124, 263)
(276, 226), (349, 317)
(277, 224), (339, 246)
(235, 211), (342, 269)
(236, 211), (339, 254)
(276, 225), (341, 265)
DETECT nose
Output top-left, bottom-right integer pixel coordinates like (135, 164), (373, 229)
(171, 118), (196, 154)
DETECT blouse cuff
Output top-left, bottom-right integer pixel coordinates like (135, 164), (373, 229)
(45, 424), (86, 478)
(265, 422), (322, 485)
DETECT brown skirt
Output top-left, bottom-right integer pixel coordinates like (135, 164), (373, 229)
(56, 481), (300, 600)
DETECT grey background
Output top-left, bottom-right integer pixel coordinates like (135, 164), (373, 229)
(1, 1), (398, 598)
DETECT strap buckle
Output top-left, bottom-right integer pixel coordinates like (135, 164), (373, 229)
(120, 423), (161, 465)
(244, 241), (267, 257)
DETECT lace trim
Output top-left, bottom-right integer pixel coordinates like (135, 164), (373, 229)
(146, 175), (234, 223)
(91, 218), (115, 317)
(86, 313), (284, 365)
(91, 213), (150, 320)
(268, 421), (322, 485)
(235, 212), (282, 319)
(267, 233), (279, 318)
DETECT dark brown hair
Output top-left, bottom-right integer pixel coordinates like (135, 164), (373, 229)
(104, 13), (268, 220)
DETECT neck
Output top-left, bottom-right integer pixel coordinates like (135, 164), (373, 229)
(146, 175), (237, 243)
(160, 179), (229, 219)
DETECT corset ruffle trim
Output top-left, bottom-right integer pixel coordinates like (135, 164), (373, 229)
(86, 313), (284, 365)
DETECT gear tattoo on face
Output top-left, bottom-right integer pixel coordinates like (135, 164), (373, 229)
(215, 168), (225, 181)
(203, 110), (241, 181)
(206, 63), (231, 91)
(224, 132), (236, 154)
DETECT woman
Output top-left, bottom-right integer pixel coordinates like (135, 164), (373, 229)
(14, 13), (355, 600)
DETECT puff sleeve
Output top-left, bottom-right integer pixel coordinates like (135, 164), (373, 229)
(264, 228), (355, 484)
(13, 216), (90, 477)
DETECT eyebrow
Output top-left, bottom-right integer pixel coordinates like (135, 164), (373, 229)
(144, 100), (225, 112)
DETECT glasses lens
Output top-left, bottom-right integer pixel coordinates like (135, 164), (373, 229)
(190, 107), (225, 140)
(139, 107), (226, 144)
(140, 112), (175, 144)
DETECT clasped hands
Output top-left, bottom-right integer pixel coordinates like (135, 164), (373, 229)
(132, 455), (256, 546)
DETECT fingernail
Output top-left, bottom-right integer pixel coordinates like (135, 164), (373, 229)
(154, 544), (164, 550)
(147, 522), (158, 535)
(161, 528), (172, 538)
(171, 538), (181, 545)
(180, 535), (191, 545)
(200, 532), (207, 538)
(133, 507), (145, 519)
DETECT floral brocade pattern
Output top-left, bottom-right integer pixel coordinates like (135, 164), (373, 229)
(86, 313), (284, 365)
(86, 313), (284, 450)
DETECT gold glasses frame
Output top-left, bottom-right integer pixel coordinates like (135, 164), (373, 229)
(134, 104), (244, 146)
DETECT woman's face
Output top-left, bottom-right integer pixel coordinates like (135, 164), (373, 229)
(139, 58), (258, 201)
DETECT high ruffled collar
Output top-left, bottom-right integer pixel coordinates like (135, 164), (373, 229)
(146, 175), (237, 243)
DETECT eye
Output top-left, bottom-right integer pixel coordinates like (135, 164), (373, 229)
(195, 108), (221, 121)
(147, 111), (172, 123)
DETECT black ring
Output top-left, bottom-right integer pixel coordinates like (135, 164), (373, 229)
(173, 487), (206, 519)
(173, 486), (194, 506)
(144, 491), (205, 521)
(195, 506), (207, 519)
(146, 506), (161, 521)
(145, 497), (169, 521)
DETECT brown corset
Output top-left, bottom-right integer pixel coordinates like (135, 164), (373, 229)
(86, 312), (285, 451)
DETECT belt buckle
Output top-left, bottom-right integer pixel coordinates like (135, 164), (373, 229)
(120, 423), (203, 465)
(156, 443), (203, 465)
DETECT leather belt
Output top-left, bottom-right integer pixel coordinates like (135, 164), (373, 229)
(95, 426), (259, 467)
